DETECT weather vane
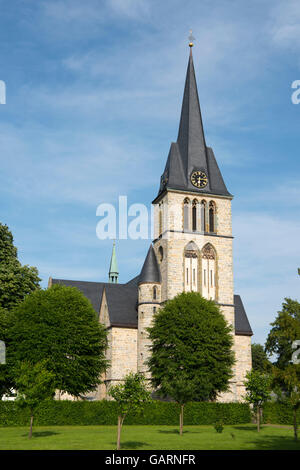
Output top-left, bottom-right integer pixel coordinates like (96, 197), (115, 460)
(188, 29), (195, 48)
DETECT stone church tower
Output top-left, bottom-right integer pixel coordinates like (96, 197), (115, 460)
(50, 44), (253, 402)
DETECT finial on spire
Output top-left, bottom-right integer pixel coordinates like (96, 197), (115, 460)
(188, 29), (195, 48)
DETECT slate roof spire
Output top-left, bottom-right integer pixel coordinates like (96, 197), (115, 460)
(138, 245), (161, 285)
(109, 241), (119, 283)
(154, 44), (232, 201)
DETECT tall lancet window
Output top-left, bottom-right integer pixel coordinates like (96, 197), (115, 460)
(192, 199), (198, 232)
(209, 201), (216, 233)
(184, 241), (198, 292)
(183, 198), (190, 231)
(201, 243), (216, 300)
(158, 202), (163, 236)
(200, 200), (206, 232)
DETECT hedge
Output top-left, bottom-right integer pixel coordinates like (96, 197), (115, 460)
(0, 401), (251, 426)
(262, 403), (300, 425)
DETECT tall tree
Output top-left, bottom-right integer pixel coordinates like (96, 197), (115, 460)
(8, 284), (109, 397)
(108, 373), (151, 450)
(0, 223), (40, 310)
(147, 292), (235, 435)
(0, 307), (14, 398)
(15, 361), (55, 439)
(244, 370), (272, 432)
(252, 343), (272, 373)
(265, 298), (300, 369)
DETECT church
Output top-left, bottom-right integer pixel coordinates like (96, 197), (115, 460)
(48, 42), (253, 402)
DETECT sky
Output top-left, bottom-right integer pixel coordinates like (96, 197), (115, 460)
(0, 0), (299, 347)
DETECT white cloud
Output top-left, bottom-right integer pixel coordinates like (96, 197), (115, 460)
(107, 0), (149, 19)
(269, 0), (300, 49)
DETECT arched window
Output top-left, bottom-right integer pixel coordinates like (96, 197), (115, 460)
(192, 199), (198, 232)
(201, 200), (206, 232)
(183, 198), (190, 231)
(153, 286), (157, 300)
(158, 246), (163, 262)
(209, 201), (216, 233)
(201, 243), (216, 300)
(184, 241), (198, 292)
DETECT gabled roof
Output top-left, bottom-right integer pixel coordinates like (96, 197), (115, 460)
(138, 245), (161, 285)
(51, 278), (137, 328)
(154, 51), (232, 201)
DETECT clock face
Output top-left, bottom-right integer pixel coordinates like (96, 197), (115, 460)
(190, 170), (208, 188)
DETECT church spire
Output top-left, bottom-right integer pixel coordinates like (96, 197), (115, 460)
(154, 38), (231, 201)
(177, 42), (207, 177)
(108, 241), (119, 283)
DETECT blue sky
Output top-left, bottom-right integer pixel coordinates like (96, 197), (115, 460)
(0, 0), (299, 347)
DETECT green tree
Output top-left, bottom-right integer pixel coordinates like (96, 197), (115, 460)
(147, 292), (235, 435)
(251, 343), (272, 373)
(0, 307), (14, 398)
(265, 298), (300, 369)
(108, 373), (151, 450)
(0, 223), (40, 311)
(8, 284), (108, 398)
(272, 364), (300, 441)
(15, 361), (55, 438)
(243, 370), (272, 432)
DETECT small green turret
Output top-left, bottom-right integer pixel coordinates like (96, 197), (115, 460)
(109, 241), (119, 283)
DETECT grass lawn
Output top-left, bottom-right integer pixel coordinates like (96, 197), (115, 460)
(0, 424), (299, 450)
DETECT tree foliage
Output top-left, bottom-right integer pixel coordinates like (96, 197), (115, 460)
(15, 361), (55, 438)
(251, 343), (272, 373)
(244, 370), (272, 432)
(0, 223), (40, 311)
(108, 373), (151, 450)
(7, 284), (109, 397)
(265, 298), (300, 369)
(147, 292), (235, 434)
(272, 364), (300, 441)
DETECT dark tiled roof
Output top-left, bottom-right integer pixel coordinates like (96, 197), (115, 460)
(51, 280), (252, 335)
(234, 295), (253, 336)
(138, 245), (161, 285)
(51, 278), (138, 328)
(154, 53), (232, 201)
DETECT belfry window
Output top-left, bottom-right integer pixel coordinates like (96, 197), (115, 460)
(209, 201), (216, 233)
(183, 198), (190, 231)
(200, 200), (206, 232)
(192, 199), (198, 232)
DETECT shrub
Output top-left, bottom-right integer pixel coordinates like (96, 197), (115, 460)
(262, 402), (300, 425)
(214, 420), (224, 433)
(0, 400), (250, 426)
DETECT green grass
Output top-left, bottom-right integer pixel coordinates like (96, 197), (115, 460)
(0, 425), (300, 450)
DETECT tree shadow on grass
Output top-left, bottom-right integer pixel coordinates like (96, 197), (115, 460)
(21, 431), (59, 438)
(119, 441), (149, 450)
(246, 435), (300, 450)
(158, 429), (195, 435)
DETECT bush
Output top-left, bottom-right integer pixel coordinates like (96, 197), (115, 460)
(214, 420), (224, 433)
(0, 400), (250, 426)
(262, 402), (300, 425)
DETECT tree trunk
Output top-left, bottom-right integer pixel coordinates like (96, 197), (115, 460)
(28, 414), (34, 439)
(179, 404), (184, 436)
(256, 406), (260, 433)
(117, 415), (122, 450)
(293, 407), (298, 441)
